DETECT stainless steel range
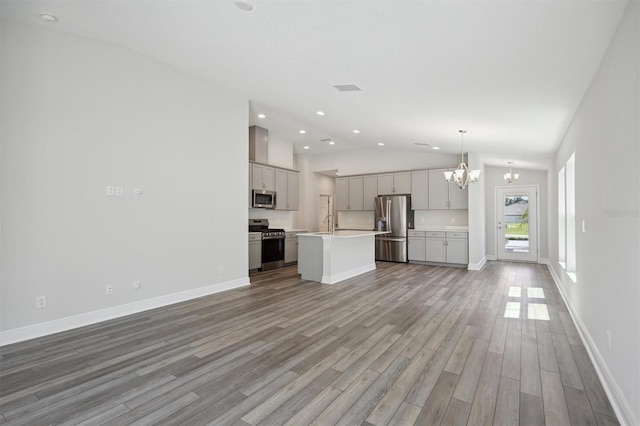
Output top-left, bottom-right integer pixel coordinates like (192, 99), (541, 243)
(248, 219), (286, 271)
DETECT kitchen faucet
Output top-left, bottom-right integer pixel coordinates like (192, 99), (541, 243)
(323, 214), (335, 234)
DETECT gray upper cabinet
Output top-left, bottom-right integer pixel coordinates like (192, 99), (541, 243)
(377, 172), (411, 195)
(428, 169), (468, 209)
(252, 164), (275, 191)
(335, 176), (364, 211)
(411, 170), (428, 210)
(363, 175), (378, 211)
(275, 168), (299, 211)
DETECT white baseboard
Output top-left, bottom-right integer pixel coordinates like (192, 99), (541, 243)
(486, 254), (497, 261)
(0, 277), (250, 346)
(467, 256), (487, 271)
(544, 263), (638, 426)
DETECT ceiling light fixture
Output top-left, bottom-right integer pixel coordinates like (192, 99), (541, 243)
(443, 130), (481, 189)
(504, 162), (520, 184)
(378, 142), (384, 146)
(303, 146), (310, 150)
(316, 111), (325, 116)
(234, 0), (253, 11)
(299, 130), (306, 134)
(40, 13), (58, 22)
(353, 129), (360, 134)
(329, 141), (335, 145)
(257, 113), (266, 119)
(432, 146), (440, 150)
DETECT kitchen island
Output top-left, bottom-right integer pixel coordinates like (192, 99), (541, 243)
(297, 230), (389, 284)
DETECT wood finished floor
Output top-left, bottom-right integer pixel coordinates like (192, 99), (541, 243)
(0, 261), (618, 425)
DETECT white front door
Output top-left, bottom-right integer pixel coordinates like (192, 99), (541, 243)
(496, 186), (538, 262)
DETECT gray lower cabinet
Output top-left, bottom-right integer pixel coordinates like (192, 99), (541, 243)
(408, 230), (468, 265)
(249, 233), (262, 270)
(285, 231), (307, 264)
(408, 230), (426, 261)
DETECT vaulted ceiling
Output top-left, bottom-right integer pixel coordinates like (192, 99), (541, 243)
(1, 0), (629, 169)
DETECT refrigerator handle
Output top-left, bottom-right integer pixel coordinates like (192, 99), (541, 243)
(386, 199), (392, 231)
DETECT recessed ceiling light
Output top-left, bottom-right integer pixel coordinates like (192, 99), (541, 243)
(299, 130), (306, 134)
(234, 0), (253, 11)
(432, 146), (440, 150)
(257, 113), (266, 119)
(316, 111), (325, 116)
(336, 172), (340, 175)
(40, 13), (58, 22)
(329, 141), (335, 145)
(353, 129), (360, 134)
(378, 142), (384, 146)
(303, 146), (310, 150)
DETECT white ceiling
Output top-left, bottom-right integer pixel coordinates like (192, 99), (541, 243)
(1, 0), (628, 169)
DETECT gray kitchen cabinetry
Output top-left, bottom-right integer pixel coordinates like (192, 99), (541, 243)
(252, 164), (275, 191)
(410, 230), (468, 265)
(335, 176), (364, 211)
(425, 231), (447, 262)
(377, 172), (411, 195)
(275, 169), (299, 211)
(408, 230), (426, 261)
(363, 175), (378, 211)
(249, 233), (262, 270)
(428, 169), (468, 210)
(411, 170), (429, 210)
(285, 231), (307, 264)
(445, 232), (469, 264)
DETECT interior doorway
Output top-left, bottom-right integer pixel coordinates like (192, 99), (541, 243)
(318, 194), (333, 232)
(496, 185), (538, 262)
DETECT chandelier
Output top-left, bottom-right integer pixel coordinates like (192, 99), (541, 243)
(504, 161), (519, 183)
(444, 130), (481, 189)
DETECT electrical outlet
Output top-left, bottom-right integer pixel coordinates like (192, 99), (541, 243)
(106, 185), (115, 196)
(134, 187), (142, 197)
(218, 265), (224, 273)
(606, 330), (612, 350)
(115, 186), (124, 197)
(36, 295), (47, 309)
(133, 280), (141, 290)
(105, 284), (114, 295)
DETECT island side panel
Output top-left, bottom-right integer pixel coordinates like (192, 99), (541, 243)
(322, 234), (376, 284)
(298, 235), (324, 282)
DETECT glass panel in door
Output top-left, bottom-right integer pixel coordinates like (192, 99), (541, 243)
(503, 195), (530, 254)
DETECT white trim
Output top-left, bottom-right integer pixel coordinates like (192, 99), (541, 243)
(538, 257), (550, 265)
(321, 263), (376, 284)
(545, 264), (637, 426)
(467, 256), (487, 271)
(0, 277), (250, 346)
(486, 254), (498, 261)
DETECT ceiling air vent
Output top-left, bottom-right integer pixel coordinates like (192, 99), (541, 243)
(320, 138), (332, 142)
(333, 84), (361, 92)
(414, 142), (430, 146)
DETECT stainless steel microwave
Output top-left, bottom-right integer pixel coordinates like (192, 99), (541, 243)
(252, 190), (276, 209)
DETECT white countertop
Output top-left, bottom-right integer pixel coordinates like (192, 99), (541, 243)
(286, 229), (309, 233)
(300, 230), (390, 238)
(412, 226), (469, 232)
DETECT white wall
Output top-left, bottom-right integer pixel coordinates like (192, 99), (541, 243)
(0, 21), (249, 338)
(484, 166), (548, 260)
(548, 2), (639, 423)
(467, 152), (486, 269)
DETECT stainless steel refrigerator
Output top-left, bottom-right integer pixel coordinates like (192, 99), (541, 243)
(374, 195), (414, 262)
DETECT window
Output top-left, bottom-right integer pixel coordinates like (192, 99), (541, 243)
(558, 153), (576, 282)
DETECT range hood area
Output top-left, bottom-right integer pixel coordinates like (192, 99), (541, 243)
(249, 125), (269, 164)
